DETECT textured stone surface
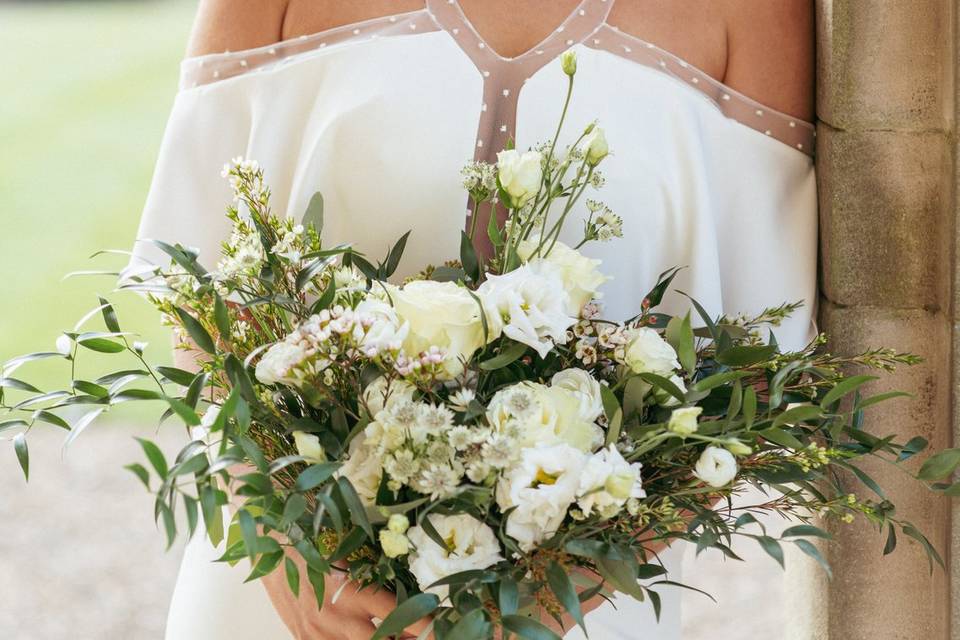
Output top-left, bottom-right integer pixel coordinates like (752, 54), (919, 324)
(817, 126), (951, 310)
(817, 0), (951, 131)
(819, 301), (951, 639)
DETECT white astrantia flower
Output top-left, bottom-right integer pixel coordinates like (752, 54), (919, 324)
(255, 342), (309, 385)
(516, 238), (609, 317)
(623, 327), (680, 376)
(407, 514), (504, 598)
(337, 438), (383, 505)
(486, 382), (602, 452)
(551, 368), (604, 423)
(292, 431), (325, 463)
(478, 261), (575, 359)
(361, 376), (416, 417)
(667, 406), (702, 436)
(496, 149), (542, 208)
(694, 446), (738, 488)
(387, 280), (492, 378)
(496, 443), (587, 551)
(576, 445), (645, 518)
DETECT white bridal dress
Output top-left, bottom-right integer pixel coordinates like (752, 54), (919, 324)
(133, 1), (817, 638)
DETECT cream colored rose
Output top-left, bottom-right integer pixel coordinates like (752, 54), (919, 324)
(496, 149), (543, 208)
(387, 280), (492, 377)
(551, 368), (604, 423)
(694, 446), (738, 488)
(623, 327), (680, 376)
(486, 382), (602, 452)
(516, 239), (608, 316)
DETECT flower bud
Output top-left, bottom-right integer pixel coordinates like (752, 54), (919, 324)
(724, 439), (753, 456)
(293, 431), (325, 463)
(387, 513), (410, 534)
(560, 49), (577, 76)
(56, 334), (73, 356)
(583, 127), (609, 166)
(667, 406), (702, 436)
(378, 529), (410, 558)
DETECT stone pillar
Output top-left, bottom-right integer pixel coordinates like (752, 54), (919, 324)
(816, 1), (953, 639)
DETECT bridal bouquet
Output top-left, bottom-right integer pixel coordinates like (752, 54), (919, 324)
(2, 54), (951, 639)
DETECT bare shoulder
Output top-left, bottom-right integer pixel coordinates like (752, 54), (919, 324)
(720, 0), (815, 121)
(186, 0), (290, 58)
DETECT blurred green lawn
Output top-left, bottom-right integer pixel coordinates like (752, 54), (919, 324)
(0, 1), (197, 399)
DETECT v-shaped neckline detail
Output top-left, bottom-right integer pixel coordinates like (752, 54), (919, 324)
(447, 0), (595, 62)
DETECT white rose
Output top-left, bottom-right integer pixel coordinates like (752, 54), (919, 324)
(623, 327), (680, 376)
(478, 261), (575, 359)
(362, 376), (416, 417)
(496, 149), (542, 208)
(653, 373), (687, 407)
(582, 127), (609, 166)
(379, 529), (410, 558)
(486, 383), (601, 452)
(255, 342), (308, 385)
(551, 368), (604, 423)
(694, 446), (738, 488)
(388, 280), (491, 378)
(354, 297), (409, 354)
(495, 443), (587, 551)
(516, 239), (609, 316)
(667, 406), (701, 436)
(337, 438), (383, 505)
(292, 431), (325, 463)
(576, 445), (645, 518)
(407, 514), (504, 598)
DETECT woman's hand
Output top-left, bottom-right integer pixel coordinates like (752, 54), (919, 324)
(260, 551), (431, 640)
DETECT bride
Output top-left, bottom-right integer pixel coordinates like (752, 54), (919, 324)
(134, 1), (816, 638)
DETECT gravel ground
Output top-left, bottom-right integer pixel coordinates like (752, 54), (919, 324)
(1, 426), (807, 639)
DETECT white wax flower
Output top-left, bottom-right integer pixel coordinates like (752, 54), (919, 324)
(496, 149), (543, 208)
(292, 431), (325, 463)
(551, 368), (604, 423)
(623, 327), (680, 376)
(407, 514), (503, 598)
(354, 298), (409, 353)
(516, 239), (609, 316)
(388, 280), (491, 377)
(478, 261), (574, 358)
(495, 443), (587, 551)
(486, 382), (602, 452)
(694, 446), (738, 488)
(667, 406), (702, 436)
(576, 445), (645, 518)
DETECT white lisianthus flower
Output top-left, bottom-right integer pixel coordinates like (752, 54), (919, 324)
(292, 431), (325, 463)
(551, 368), (604, 423)
(496, 149), (542, 208)
(254, 342), (309, 385)
(486, 383), (601, 452)
(694, 446), (738, 488)
(582, 126), (609, 166)
(667, 406), (702, 436)
(623, 327), (680, 376)
(516, 239), (609, 316)
(496, 443), (587, 551)
(354, 298), (409, 354)
(478, 261), (575, 358)
(388, 280), (491, 377)
(337, 438), (383, 505)
(55, 334), (73, 356)
(379, 530), (410, 558)
(362, 376), (416, 417)
(653, 373), (687, 407)
(407, 514), (504, 598)
(576, 445), (645, 518)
